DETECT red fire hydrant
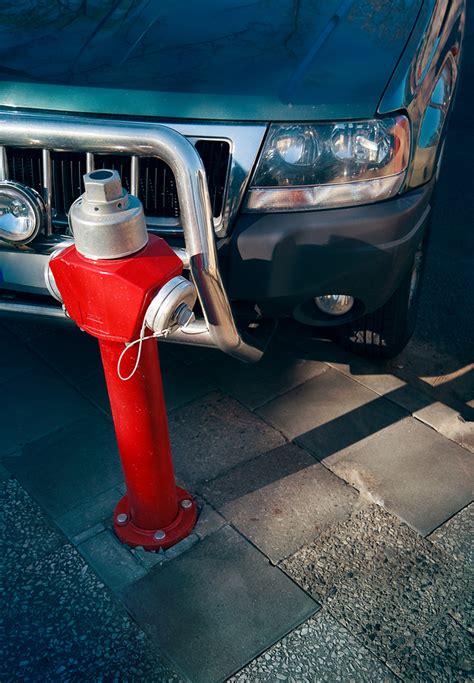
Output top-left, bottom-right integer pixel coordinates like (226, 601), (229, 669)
(49, 169), (197, 550)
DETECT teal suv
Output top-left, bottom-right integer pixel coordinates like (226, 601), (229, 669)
(0, 0), (466, 360)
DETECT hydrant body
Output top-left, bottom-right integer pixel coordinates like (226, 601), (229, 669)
(49, 170), (197, 550)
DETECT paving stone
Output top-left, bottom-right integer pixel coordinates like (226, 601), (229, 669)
(164, 532), (199, 560)
(414, 401), (474, 453)
(79, 353), (215, 415)
(324, 415), (474, 535)
(71, 522), (106, 547)
(429, 503), (474, 567)
(257, 367), (406, 458)
(124, 525), (318, 683)
(0, 325), (38, 383)
(3, 315), (66, 341)
(78, 529), (146, 591)
(290, 328), (473, 424)
(160, 356), (215, 411)
(5, 416), (123, 519)
(78, 370), (111, 415)
(55, 485), (122, 539)
(201, 443), (357, 562)
(0, 365), (97, 457)
(330, 363), (436, 416)
(168, 391), (286, 485)
(0, 542), (181, 681)
(131, 545), (167, 571)
(29, 324), (102, 384)
(193, 503), (226, 540)
(0, 478), (63, 574)
(282, 505), (473, 673)
(230, 610), (396, 682)
(0, 463), (11, 482)
(165, 341), (219, 367)
(327, 357), (406, 394)
(207, 342), (326, 410)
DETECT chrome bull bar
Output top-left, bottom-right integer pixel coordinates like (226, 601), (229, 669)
(0, 111), (263, 362)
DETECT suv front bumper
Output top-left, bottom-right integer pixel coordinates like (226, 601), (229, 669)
(224, 180), (434, 324)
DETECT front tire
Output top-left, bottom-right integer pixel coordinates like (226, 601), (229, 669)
(335, 236), (427, 360)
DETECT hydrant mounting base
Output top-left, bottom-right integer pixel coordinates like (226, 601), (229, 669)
(114, 487), (197, 551)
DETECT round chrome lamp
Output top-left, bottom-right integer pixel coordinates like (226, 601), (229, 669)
(0, 181), (45, 244)
(315, 294), (354, 316)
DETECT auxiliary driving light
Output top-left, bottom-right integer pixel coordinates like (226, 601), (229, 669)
(0, 181), (45, 244)
(315, 294), (354, 316)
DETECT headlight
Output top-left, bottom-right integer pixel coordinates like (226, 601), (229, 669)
(245, 115), (410, 212)
(0, 181), (45, 244)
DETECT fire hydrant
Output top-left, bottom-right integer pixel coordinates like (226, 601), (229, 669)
(49, 169), (197, 550)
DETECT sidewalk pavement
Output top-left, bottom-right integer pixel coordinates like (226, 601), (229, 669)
(0, 311), (472, 682)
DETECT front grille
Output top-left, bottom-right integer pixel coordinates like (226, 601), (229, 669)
(5, 139), (230, 233)
(7, 147), (43, 196)
(51, 151), (88, 217)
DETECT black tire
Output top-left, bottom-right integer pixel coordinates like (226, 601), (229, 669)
(335, 237), (427, 360)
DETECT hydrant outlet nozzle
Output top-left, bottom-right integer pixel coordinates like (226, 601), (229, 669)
(145, 275), (197, 335)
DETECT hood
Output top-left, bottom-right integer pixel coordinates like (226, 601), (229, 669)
(0, 0), (422, 122)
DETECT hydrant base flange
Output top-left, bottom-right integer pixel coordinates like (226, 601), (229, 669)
(114, 487), (197, 550)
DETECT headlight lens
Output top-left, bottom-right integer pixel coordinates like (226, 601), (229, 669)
(0, 181), (45, 244)
(246, 115), (410, 211)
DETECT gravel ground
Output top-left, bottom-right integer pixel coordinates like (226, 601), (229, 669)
(0, 478), (182, 682)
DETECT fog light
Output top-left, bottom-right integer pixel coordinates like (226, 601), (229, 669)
(315, 294), (354, 316)
(0, 181), (45, 245)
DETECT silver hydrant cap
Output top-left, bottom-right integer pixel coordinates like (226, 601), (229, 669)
(70, 169), (148, 260)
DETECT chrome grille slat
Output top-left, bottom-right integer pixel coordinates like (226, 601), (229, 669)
(130, 155), (139, 197)
(42, 149), (52, 235)
(86, 152), (94, 173)
(0, 146), (9, 180)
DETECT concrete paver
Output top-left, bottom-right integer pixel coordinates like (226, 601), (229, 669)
(77, 529), (147, 592)
(76, 347), (215, 416)
(207, 340), (327, 410)
(324, 416), (474, 535)
(414, 401), (474, 453)
(27, 322), (102, 384)
(168, 390), (286, 485)
(160, 356), (216, 411)
(193, 501), (226, 540)
(55, 485), (121, 540)
(4, 415), (123, 519)
(78, 370), (112, 415)
(0, 363), (97, 457)
(258, 366), (407, 457)
(124, 525), (318, 683)
(0, 324), (39, 383)
(201, 442), (357, 562)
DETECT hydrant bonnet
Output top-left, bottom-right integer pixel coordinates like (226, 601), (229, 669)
(70, 169), (148, 260)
